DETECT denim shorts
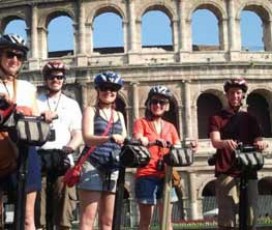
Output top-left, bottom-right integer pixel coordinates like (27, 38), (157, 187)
(135, 176), (178, 205)
(77, 161), (119, 193)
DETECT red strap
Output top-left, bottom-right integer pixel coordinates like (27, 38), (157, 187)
(76, 109), (114, 167)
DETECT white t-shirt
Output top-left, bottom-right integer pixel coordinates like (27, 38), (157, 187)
(37, 93), (82, 163)
(0, 79), (36, 107)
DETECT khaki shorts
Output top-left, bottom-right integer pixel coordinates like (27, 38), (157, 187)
(216, 174), (258, 229)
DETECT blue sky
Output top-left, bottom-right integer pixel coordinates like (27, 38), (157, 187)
(5, 9), (263, 52)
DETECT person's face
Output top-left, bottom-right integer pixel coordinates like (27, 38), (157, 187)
(45, 70), (65, 93)
(0, 49), (25, 77)
(150, 95), (169, 116)
(226, 87), (244, 108)
(97, 84), (118, 105)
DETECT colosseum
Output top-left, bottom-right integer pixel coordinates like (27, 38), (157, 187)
(1, 0), (272, 227)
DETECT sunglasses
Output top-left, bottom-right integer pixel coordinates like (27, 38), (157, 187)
(150, 99), (169, 106)
(98, 86), (118, 92)
(46, 75), (64, 80)
(5, 51), (25, 61)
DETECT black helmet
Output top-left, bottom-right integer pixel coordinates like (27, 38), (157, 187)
(94, 71), (124, 91)
(224, 78), (248, 93)
(147, 85), (172, 100)
(0, 34), (28, 57)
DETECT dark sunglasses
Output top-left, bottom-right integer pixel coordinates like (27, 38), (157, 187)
(46, 75), (64, 80)
(5, 51), (25, 61)
(150, 98), (169, 105)
(98, 86), (118, 92)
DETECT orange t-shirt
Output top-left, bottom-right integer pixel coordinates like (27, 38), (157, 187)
(133, 118), (180, 178)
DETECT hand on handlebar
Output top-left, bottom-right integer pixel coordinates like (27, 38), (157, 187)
(110, 134), (125, 145)
(223, 139), (238, 151)
(253, 140), (268, 152)
(41, 111), (58, 123)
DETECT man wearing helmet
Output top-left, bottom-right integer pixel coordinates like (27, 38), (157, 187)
(133, 85), (189, 230)
(77, 71), (127, 229)
(209, 78), (267, 230)
(36, 60), (82, 230)
(0, 33), (40, 230)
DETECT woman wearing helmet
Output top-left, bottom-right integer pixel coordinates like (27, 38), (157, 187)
(78, 71), (127, 229)
(0, 34), (40, 230)
(209, 78), (267, 230)
(133, 85), (181, 230)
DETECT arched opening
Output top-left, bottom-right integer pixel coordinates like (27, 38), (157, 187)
(241, 10), (263, 51)
(142, 10), (173, 51)
(202, 180), (217, 219)
(247, 93), (271, 137)
(163, 98), (180, 134)
(93, 12), (124, 54)
(47, 15), (74, 57)
(116, 96), (127, 127)
(197, 93), (222, 139)
(192, 9), (220, 51)
(258, 177), (272, 217)
(4, 19), (27, 39)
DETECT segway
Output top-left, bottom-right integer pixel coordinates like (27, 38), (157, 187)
(112, 138), (153, 230)
(235, 144), (264, 230)
(161, 141), (194, 230)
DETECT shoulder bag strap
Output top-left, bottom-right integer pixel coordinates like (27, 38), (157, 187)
(75, 108), (114, 167)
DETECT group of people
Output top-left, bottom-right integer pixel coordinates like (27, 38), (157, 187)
(0, 32), (268, 230)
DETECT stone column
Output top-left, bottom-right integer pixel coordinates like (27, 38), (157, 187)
(172, 19), (179, 52)
(123, 20), (128, 53)
(183, 80), (192, 138)
(130, 82), (139, 133)
(85, 23), (93, 54)
(188, 173), (198, 219)
(77, 1), (86, 54)
(263, 20), (272, 51)
(227, 0), (237, 51)
(221, 18), (229, 51)
(79, 82), (89, 109)
(127, 0), (137, 52)
(178, 0), (187, 51)
(38, 26), (48, 59)
(30, 4), (38, 59)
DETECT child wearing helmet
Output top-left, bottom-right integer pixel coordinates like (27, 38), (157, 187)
(209, 78), (267, 229)
(0, 33), (40, 230)
(77, 71), (127, 229)
(133, 85), (188, 229)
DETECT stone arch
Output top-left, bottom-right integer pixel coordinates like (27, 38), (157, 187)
(187, 1), (227, 21)
(259, 176), (272, 195)
(197, 90), (223, 139)
(86, 3), (126, 25)
(136, 1), (177, 22)
(197, 177), (216, 199)
(38, 9), (75, 29)
(0, 15), (28, 32)
(237, 2), (272, 21)
(247, 88), (272, 137)
(237, 2), (271, 51)
(192, 87), (226, 108)
(164, 93), (180, 132)
(258, 176), (272, 216)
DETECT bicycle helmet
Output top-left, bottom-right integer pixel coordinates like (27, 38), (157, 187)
(147, 85), (172, 100)
(42, 60), (66, 79)
(224, 78), (248, 93)
(94, 71), (123, 91)
(0, 34), (28, 56)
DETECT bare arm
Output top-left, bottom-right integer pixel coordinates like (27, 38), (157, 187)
(210, 130), (238, 151)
